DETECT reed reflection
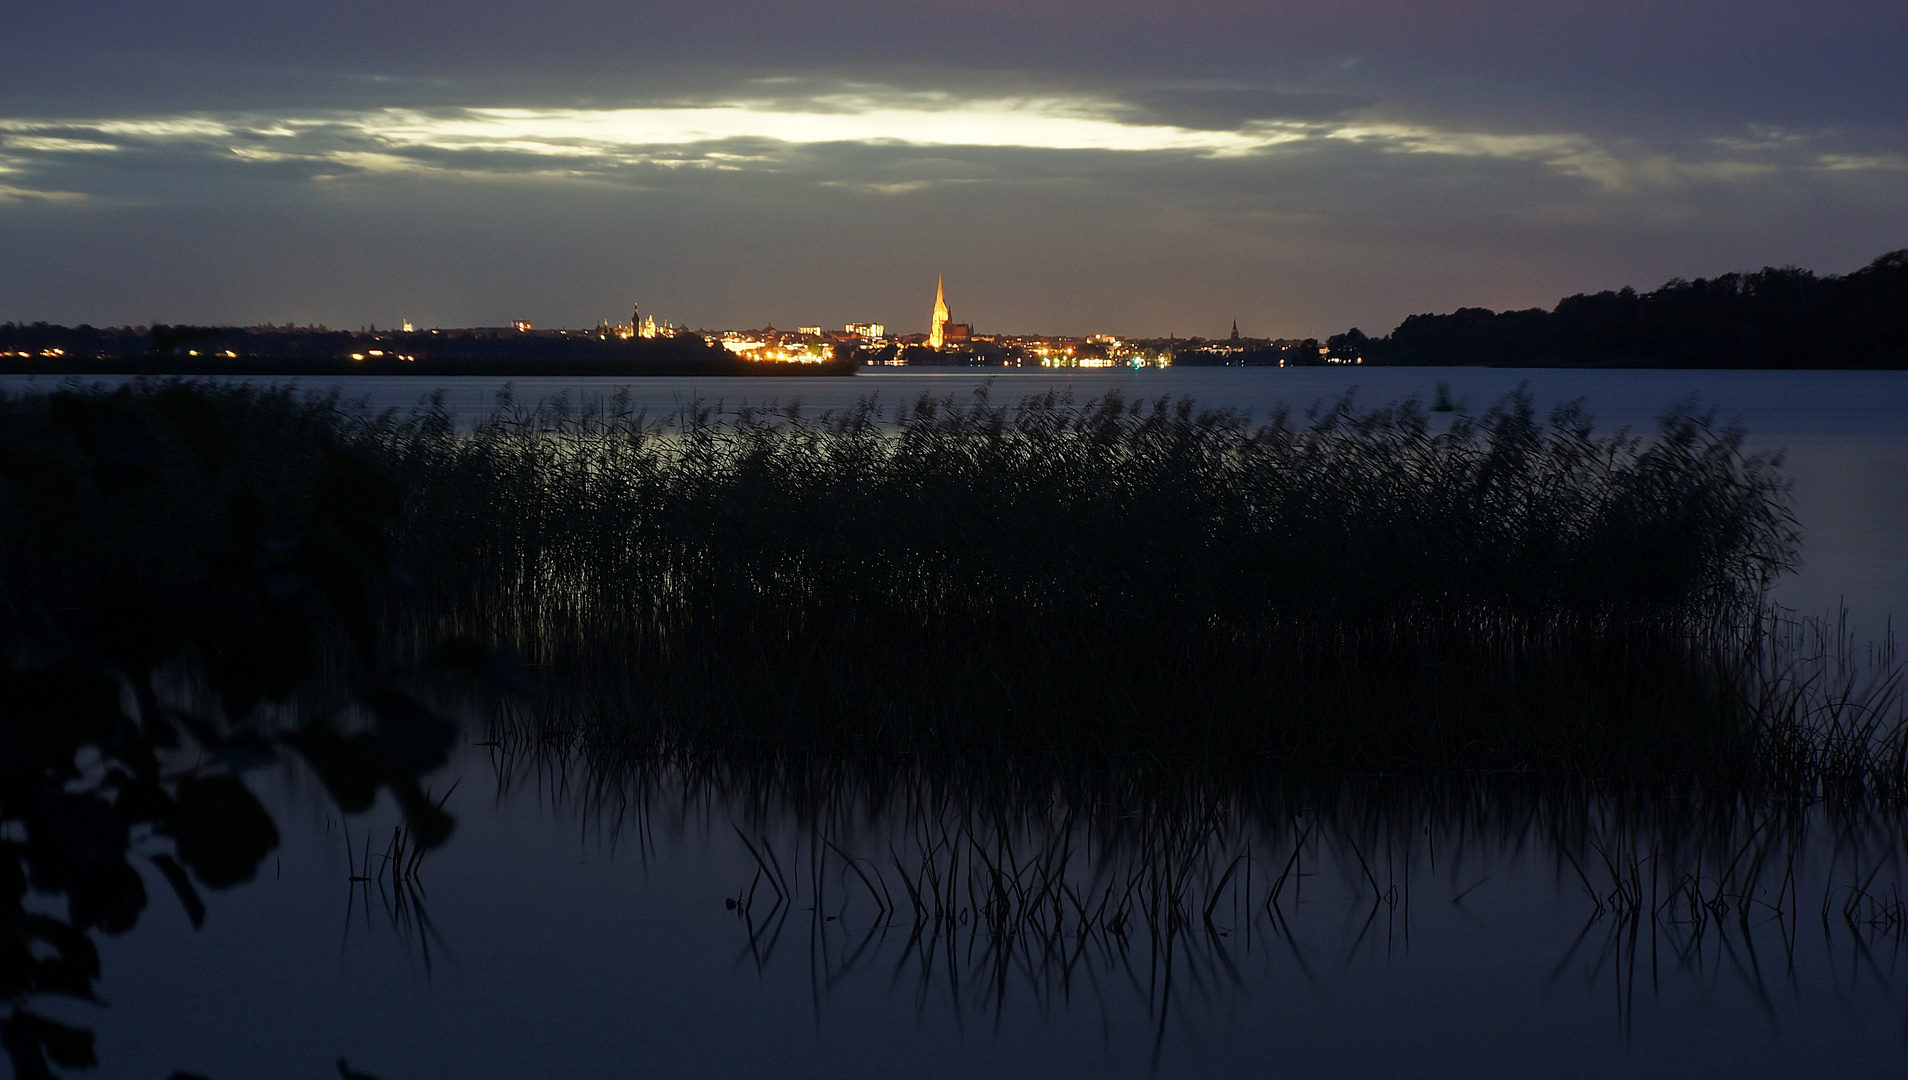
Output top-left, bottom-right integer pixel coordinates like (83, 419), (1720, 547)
(476, 723), (1908, 1050)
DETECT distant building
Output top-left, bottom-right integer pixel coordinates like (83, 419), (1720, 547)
(845, 322), (885, 338)
(629, 304), (669, 338)
(942, 323), (971, 344)
(928, 276), (951, 349)
(798, 325), (822, 336)
(510, 320), (532, 332)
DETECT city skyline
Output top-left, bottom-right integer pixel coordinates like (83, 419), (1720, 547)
(2, 2), (1903, 337)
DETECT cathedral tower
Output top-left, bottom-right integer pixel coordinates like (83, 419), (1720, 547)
(929, 275), (950, 350)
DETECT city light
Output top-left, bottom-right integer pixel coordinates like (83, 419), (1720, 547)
(0, 285), (1306, 373)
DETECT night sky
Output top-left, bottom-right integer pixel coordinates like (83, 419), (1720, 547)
(2, 0), (1903, 337)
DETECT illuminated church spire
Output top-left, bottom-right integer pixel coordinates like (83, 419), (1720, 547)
(929, 275), (950, 349)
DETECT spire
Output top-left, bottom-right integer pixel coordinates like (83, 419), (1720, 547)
(1230, 319), (1240, 343)
(929, 274), (951, 349)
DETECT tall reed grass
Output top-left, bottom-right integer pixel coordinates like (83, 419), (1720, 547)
(10, 379), (1892, 786)
(370, 383), (1810, 779)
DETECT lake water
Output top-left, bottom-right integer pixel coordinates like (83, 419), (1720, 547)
(18, 367), (1908, 1078)
(95, 755), (1908, 1080)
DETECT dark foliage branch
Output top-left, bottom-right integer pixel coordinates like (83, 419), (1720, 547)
(0, 384), (482, 1080)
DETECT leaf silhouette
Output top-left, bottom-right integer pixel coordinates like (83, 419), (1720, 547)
(149, 855), (207, 929)
(168, 776), (279, 890)
(284, 730), (384, 813)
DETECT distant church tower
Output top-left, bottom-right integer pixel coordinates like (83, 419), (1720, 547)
(1230, 320), (1241, 343)
(929, 275), (950, 349)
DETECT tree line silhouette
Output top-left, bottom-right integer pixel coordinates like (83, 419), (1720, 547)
(1330, 249), (1908, 368)
(0, 325), (859, 376)
(6, 248), (1904, 373)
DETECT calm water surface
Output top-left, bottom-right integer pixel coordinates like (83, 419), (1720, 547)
(96, 754), (1908, 1079)
(16, 367), (1908, 1077)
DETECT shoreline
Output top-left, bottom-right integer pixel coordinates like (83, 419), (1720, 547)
(0, 357), (861, 378)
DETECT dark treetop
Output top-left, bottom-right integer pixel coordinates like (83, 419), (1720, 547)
(1330, 248), (1908, 368)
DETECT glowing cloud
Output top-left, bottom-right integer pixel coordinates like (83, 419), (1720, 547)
(344, 100), (1307, 157)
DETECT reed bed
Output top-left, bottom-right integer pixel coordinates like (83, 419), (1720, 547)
(377, 383), (1813, 779)
(11, 378), (1897, 1078)
(10, 379), (1904, 787)
(0, 380), (362, 609)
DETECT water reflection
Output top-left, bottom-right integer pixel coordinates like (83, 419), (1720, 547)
(338, 811), (453, 976)
(476, 726), (1908, 1069)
